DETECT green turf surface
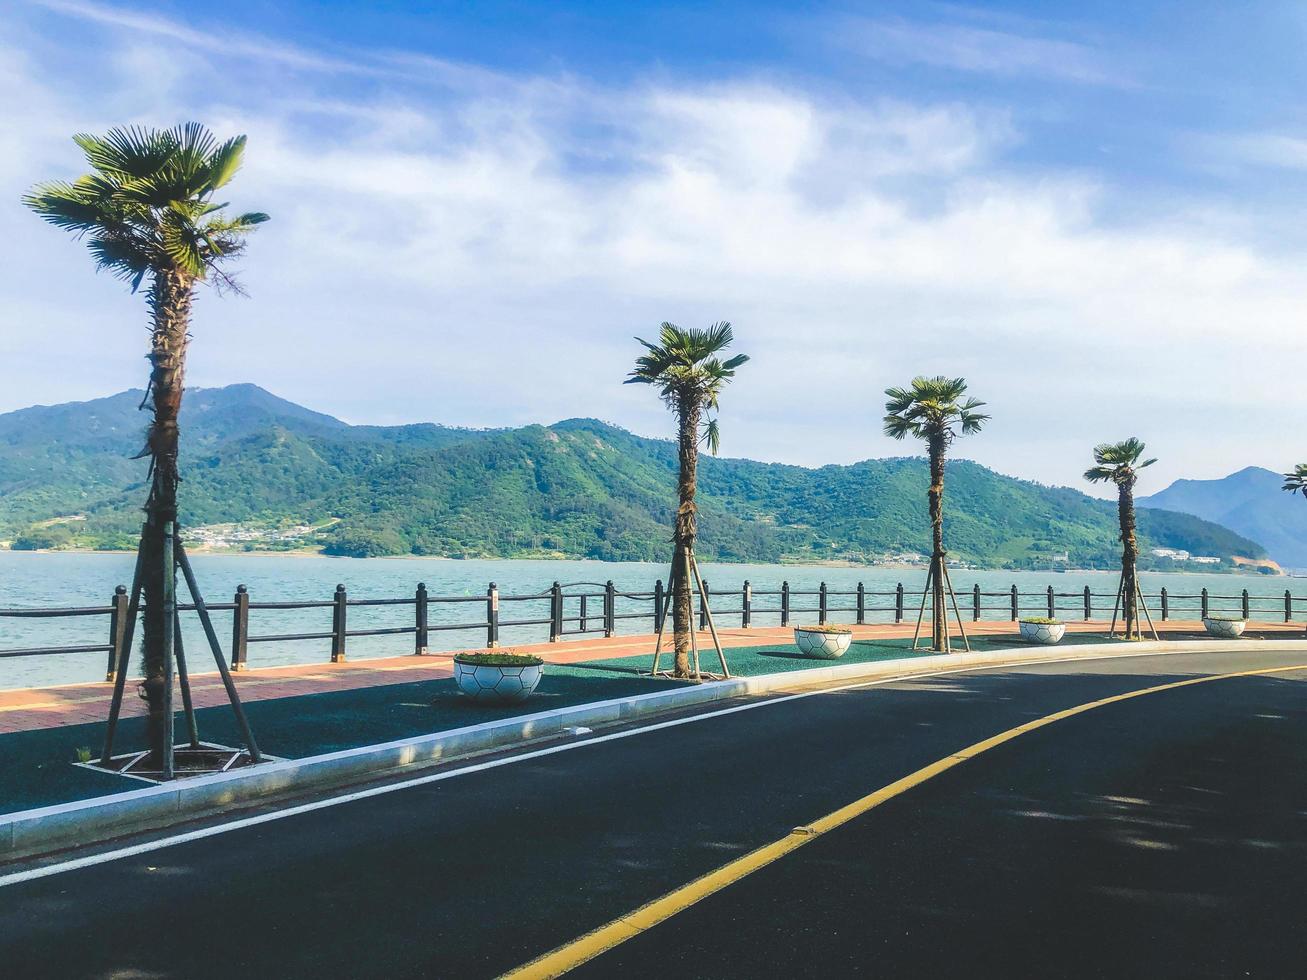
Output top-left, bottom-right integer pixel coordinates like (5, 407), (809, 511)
(0, 631), (1169, 815)
(572, 631), (1122, 678)
(0, 666), (684, 815)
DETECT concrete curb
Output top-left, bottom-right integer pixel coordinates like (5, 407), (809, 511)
(5, 638), (1306, 860)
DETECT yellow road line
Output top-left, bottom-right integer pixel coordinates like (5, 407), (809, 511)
(502, 662), (1307, 979)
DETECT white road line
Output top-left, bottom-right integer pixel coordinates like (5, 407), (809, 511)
(0, 646), (1239, 889)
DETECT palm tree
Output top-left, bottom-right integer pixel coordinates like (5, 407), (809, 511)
(1284, 464), (1307, 499)
(627, 322), (748, 677)
(25, 123), (268, 764)
(1085, 438), (1156, 639)
(883, 376), (988, 652)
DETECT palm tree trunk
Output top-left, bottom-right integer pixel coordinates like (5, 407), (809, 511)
(1118, 478), (1138, 639)
(928, 435), (947, 651)
(672, 393), (701, 677)
(138, 269), (192, 765)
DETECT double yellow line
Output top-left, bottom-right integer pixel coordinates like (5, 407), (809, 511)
(504, 662), (1307, 978)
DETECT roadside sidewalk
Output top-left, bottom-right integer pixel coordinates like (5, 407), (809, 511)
(2, 619), (1301, 735)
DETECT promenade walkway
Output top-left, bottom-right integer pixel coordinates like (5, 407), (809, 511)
(2, 619), (1302, 735)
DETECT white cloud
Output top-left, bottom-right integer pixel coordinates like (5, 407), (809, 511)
(835, 15), (1128, 86)
(1, 1), (1304, 502)
(1220, 132), (1307, 171)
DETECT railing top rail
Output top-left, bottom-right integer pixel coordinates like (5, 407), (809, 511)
(0, 606), (113, 618)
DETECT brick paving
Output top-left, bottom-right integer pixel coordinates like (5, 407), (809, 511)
(1, 619), (1301, 735)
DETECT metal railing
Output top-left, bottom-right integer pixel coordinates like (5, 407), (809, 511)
(3, 579), (1305, 680)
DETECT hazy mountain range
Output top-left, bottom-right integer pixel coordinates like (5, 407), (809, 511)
(0, 384), (1271, 571)
(1142, 466), (1307, 569)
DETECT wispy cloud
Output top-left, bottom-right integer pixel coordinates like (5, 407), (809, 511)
(1220, 131), (1307, 171)
(2, 0), (1302, 494)
(835, 15), (1129, 86)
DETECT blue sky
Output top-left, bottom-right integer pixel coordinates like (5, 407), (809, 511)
(2, 1), (1306, 496)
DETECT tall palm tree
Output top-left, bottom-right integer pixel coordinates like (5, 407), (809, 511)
(1284, 464), (1307, 499)
(627, 322), (748, 677)
(1085, 438), (1156, 639)
(25, 123), (268, 764)
(883, 376), (988, 652)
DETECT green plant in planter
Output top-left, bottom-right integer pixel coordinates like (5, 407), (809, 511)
(1019, 617), (1063, 626)
(1204, 614), (1245, 622)
(796, 624), (853, 633)
(453, 652), (544, 667)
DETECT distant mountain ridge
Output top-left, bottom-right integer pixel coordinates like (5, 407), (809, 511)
(1142, 466), (1307, 569)
(0, 384), (1269, 569)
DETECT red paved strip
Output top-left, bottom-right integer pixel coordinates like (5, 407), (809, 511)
(0, 620), (1300, 734)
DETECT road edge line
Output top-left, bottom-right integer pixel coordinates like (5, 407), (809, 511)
(3, 638), (1302, 861)
(501, 661), (1307, 979)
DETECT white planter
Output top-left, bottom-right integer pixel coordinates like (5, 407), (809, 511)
(1019, 621), (1066, 645)
(793, 628), (853, 659)
(1203, 618), (1246, 639)
(453, 660), (543, 703)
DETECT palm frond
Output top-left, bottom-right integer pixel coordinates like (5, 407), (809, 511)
(627, 321), (748, 444)
(701, 417), (721, 455)
(1284, 464), (1307, 497)
(26, 123), (267, 289)
(882, 375), (986, 444)
(1086, 438), (1154, 486)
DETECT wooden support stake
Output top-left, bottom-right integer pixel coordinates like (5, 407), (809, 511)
(173, 606), (201, 749)
(691, 555), (730, 679)
(161, 521), (176, 781)
(910, 562), (932, 651)
(176, 540), (262, 763)
(101, 533), (146, 764)
(941, 561), (972, 653)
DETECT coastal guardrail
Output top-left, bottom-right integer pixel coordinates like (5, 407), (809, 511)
(2, 579), (1306, 681)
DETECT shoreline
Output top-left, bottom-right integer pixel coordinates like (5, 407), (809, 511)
(0, 547), (1288, 576)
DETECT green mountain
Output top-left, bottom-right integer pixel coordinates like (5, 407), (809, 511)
(0, 384), (1268, 570)
(1141, 466), (1307, 569)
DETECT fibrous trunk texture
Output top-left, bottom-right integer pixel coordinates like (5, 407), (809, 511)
(672, 392), (702, 677)
(929, 435), (948, 651)
(139, 268), (193, 764)
(1118, 476), (1139, 638)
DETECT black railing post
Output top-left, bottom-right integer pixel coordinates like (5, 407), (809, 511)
(742, 580), (752, 628)
(550, 582), (562, 641)
(699, 580), (709, 630)
(654, 579), (665, 632)
(1160, 587), (1169, 621)
(1201, 588), (1209, 618)
(1286, 589), (1294, 624)
(1084, 585), (1091, 621)
(1046, 585), (1055, 619)
(1010, 584), (1019, 621)
(487, 582), (500, 648)
(895, 583), (904, 623)
(331, 584), (348, 663)
(818, 582), (828, 625)
(972, 583), (981, 622)
(106, 584), (128, 682)
(604, 580), (616, 637)
(781, 581), (791, 627)
(856, 583), (865, 625)
(231, 584), (249, 671)
(1242, 589), (1251, 620)
(580, 594), (589, 633)
(415, 582), (429, 654)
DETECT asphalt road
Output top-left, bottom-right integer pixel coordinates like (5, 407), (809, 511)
(4, 647), (1307, 979)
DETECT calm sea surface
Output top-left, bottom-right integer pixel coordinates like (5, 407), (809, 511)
(0, 551), (1295, 690)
